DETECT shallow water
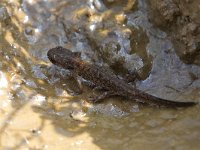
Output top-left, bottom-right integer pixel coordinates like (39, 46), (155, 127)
(0, 0), (200, 149)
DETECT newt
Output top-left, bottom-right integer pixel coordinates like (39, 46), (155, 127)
(47, 46), (197, 107)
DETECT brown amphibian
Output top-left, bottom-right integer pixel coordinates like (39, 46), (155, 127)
(47, 46), (197, 108)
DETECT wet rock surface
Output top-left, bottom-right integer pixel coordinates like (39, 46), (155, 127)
(148, 0), (200, 65)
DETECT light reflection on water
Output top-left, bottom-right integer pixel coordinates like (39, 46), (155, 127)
(0, 71), (8, 88)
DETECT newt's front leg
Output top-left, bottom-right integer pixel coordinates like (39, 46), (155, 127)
(65, 72), (84, 95)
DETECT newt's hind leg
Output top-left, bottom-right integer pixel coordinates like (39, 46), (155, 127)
(123, 70), (141, 88)
(88, 91), (119, 103)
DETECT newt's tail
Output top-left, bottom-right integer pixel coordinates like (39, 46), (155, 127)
(134, 90), (197, 107)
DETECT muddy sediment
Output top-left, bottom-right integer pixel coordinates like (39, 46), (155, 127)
(148, 0), (200, 65)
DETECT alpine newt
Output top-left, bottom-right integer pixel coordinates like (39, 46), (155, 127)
(47, 46), (197, 108)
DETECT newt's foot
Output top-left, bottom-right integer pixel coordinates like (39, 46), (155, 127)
(124, 71), (139, 83)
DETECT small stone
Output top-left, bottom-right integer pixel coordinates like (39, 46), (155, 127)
(25, 26), (34, 36)
(131, 105), (140, 112)
(70, 110), (87, 121)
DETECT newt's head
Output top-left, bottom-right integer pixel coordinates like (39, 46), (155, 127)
(47, 46), (82, 70)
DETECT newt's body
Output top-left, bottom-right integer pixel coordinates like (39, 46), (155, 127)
(47, 46), (197, 107)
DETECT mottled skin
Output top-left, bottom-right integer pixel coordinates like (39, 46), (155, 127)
(47, 46), (197, 107)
